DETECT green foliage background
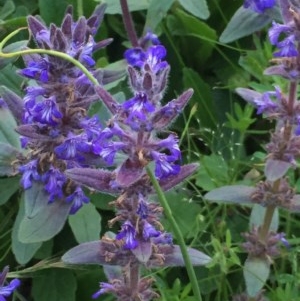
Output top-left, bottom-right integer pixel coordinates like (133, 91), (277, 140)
(1, 0), (300, 300)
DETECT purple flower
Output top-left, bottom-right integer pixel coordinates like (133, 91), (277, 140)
(55, 133), (90, 160)
(253, 89), (279, 115)
(66, 186), (89, 214)
(0, 266), (20, 301)
(243, 0), (276, 13)
(142, 221), (160, 240)
(152, 232), (173, 245)
(80, 39), (96, 67)
(99, 141), (127, 165)
(116, 220), (138, 249)
(124, 48), (146, 68)
(23, 86), (46, 109)
(32, 96), (63, 125)
(21, 59), (49, 82)
(277, 232), (290, 248)
(80, 115), (102, 141)
(19, 159), (41, 189)
(156, 135), (181, 159)
(136, 195), (148, 219)
(268, 22), (298, 57)
(123, 93), (155, 123)
(125, 45), (168, 73)
(142, 30), (160, 45)
(42, 166), (66, 202)
(151, 151), (180, 179)
(92, 282), (114, 299)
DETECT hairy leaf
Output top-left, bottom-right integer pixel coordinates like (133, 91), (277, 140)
(264, 159), (291, 181)
(250, 204), (279, 231)
(204, 185), (255, 205)
(19, 182), (72, 243)
(0, 142), (21, 176)
(0, 176), (19, 205)
(12, 199), (42, 264)
(68, 203), (101, 243)
(244, 257), (270, 297)
(220, 6), (271, 43)
(178, 0), (209, 20)
(0, 102), (21, 149)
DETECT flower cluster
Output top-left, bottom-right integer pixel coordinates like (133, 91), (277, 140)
(242, 227), (289, 259)
(11, 4), (120, 214)
(63, 32), (210, 301)
(94, 41), (188, 180)
(0, 266), (20, 301)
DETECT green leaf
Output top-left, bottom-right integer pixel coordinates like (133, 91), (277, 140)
(68, 203), (101, 243)
(0, 142), (20, 176)
(145, 0), (175, 30)
(178, 0), (209, 20)
(0, 40), (28, 70)
(0, 103), (20, 149)
(38, 0), (76, 24)
(244, 257), (270, 297)
(204, 185), (255, 205)
(0, 176), (19, 205)
(19, 182), (72, 243)
(182, 68), (217, 128)
(220, 6), (271, 43)
(0, 0), (15, 20)
(169, 9), (216, 63)
(12, 199), (42, 264)
(32, 269), (77, 301)
(101, 0), (150, 14)
(250, 204), (279, 231)
(196, 154), (230, 190)
(164, 188), (201, 238)
(0, 65), (23, 92)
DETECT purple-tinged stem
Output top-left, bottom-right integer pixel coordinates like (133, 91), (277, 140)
(129, 263), (140, 298)
(259, 205), (276, 240)
(260, 81), (298, 241)
(120, 0), (139, 47)
(287, 81), (297, 115)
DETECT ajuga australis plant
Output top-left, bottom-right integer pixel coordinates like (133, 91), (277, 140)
(62, 1), (211, 300)
(206, 0), (300, 299)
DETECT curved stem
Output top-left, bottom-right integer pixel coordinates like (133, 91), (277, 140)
(0, 28), (99, 86)
(146, 167), (202, 301)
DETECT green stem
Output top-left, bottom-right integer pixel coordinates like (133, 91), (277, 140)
(146, 167), (202, 301)
(0, 28), (99, 86)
